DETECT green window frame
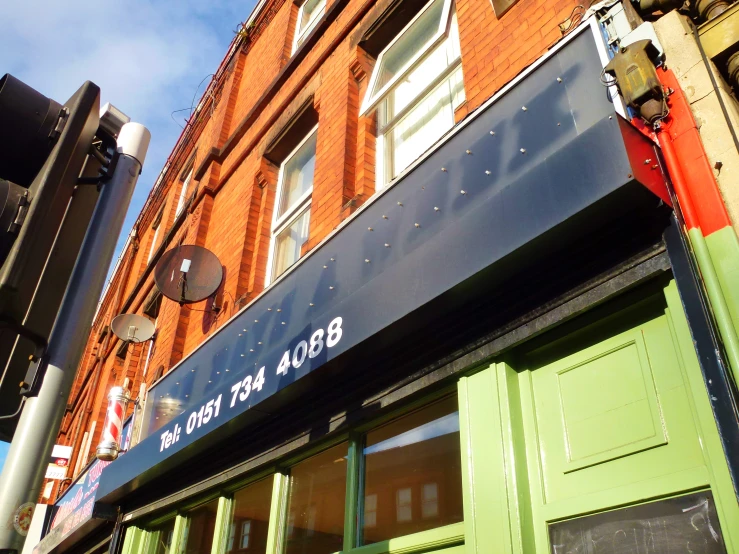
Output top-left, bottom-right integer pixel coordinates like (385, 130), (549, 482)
(121, 390), (466, 554)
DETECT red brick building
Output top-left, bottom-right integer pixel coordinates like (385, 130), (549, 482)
(32, 0), (739, 550)
(53, 0), (576, 491)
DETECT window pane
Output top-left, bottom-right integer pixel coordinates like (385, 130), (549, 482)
(297, 0), (326, 40)
(382, 13), (461, 123)
(361, 397), (463, 545)
(150, 520), (176, 554)
(181, 499), (219, 554)
(371, 0), (446, 96)
(226, 478), (273, 554)
(278, 133), (317, 219)
(285, 443), (347, 554)
(272, 208), (310, 278)
(388, 66), (463, 178)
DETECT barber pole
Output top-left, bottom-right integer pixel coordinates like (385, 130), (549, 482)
(96, 382), (131, 461)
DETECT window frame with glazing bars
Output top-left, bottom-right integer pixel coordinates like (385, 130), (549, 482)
(264, 125), (318, 286)
(120, 388), (466, 554)
(359, 0), (464, 185)
(292, 0), (327, 53)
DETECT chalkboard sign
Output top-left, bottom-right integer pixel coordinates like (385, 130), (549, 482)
(549, 491), (726, 554)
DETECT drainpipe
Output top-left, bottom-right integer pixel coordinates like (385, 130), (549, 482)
(653, 66), (739, 385)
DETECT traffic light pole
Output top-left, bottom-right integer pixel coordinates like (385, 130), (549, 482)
(0, 123), (150, 554)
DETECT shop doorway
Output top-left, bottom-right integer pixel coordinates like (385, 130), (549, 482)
(458, 281), (739, 553)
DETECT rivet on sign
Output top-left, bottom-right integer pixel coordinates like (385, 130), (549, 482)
(441, 167), (447, 172)
(277, 308), (282, 312)
(368, 227), (373, 231)
(281, 322), (286, 325)
(461, 190), (467, 195)
(382, 215), (388, 219)
(243, 329), (247, 332)
(250, 349), (254, 352)
(185, 395), (189, 398)
(176, 382), (180, 385)
(490, 131), (495, 135)
(398, 201), (403, 206)
(323, 265), (328, 269)
(267, 308), (272, 311)
(557, 77), (562, 83)
(609, 115), (613, 119)
(258, 341), (262, 345)
(217, 372), (220, 374)
(241, 354), (245, 357)
(255, 319), (259, 323)
(208, 380), (212, 383)
(466, 149), (472, 155)
(226, 369), (229, 372)
(557, 123), (561, 126)
(520, 148), (526, 154)
(434, 206), (440, 211)
(522, 106), (527, 111)
(415, 223), (421, 228)
(309, 302), (314, 306)
(365, 259), (371, 263)
(238, 333), (242, 337)
(385, 243), (391, 248)
(330, 257), (335, 261)
(485, 170), (491, 175)
(330, 286), (335, 290)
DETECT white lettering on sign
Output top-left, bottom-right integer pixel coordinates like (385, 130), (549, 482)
(159, 423), (182, 452)
(157, 315), (346, 454)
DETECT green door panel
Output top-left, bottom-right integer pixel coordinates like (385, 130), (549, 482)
(526, 315), (706, 508)
(458, 282), (739, 554)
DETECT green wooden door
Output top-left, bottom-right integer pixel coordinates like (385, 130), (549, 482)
(458, 282), (739, 554)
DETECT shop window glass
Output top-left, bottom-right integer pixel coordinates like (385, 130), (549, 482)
(181, 499), (219, 554)
(360, 0), (464, 183)
(226, 477), (273, 554)
(267, 128), (317, 284)
(285, 442), (347, 554)
(149, 519), (176, 554)
(361, 396), (463, 545)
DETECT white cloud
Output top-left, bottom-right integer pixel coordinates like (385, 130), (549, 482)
(0, 0), (253, 275)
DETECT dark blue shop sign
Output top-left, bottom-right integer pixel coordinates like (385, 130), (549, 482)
(97, 23), (668, 503)
(33, 421), (132, 554)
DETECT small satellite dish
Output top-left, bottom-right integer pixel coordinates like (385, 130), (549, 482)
(111, 314), (156, 343)
(154, 245), (223, 304)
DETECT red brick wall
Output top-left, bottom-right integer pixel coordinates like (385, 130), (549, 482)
(50, 0), (581, 501)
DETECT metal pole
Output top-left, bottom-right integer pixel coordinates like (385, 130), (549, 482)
(0, 123), (150, 554)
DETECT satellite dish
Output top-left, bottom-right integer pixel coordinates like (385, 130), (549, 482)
(154, 245), (223, 304)
(111, 314), (156, 343)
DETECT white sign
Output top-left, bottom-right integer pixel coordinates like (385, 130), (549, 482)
(45, 445), (73, 480)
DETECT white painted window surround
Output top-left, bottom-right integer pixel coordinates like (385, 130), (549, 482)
(265, 126), (318, 285)
(361, 0), (464, 185)
(292, 0), (327, 53)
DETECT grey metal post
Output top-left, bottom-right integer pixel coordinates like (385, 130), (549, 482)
(0, 123), (150, 554)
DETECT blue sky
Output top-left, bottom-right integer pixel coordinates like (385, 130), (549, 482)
(0, 0), (255, 474)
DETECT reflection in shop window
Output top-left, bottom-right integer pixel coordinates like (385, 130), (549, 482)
(396, 488), (413, 523)
(240, 521), (251, 549)
(364, 494), (378, 528)
(182, 499), (219, 554)
(285, 443), (347, 554)
(361, 396), (463, 545)
(226, 477), (272, 554)
(422, 483), (439, 519)
(149, 519), (175, 554)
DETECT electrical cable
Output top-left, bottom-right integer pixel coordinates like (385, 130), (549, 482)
(0, 397), (26, 419)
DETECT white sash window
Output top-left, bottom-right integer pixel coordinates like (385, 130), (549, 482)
(265, 127), (318, 284)
(360, 0), (464, 185)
